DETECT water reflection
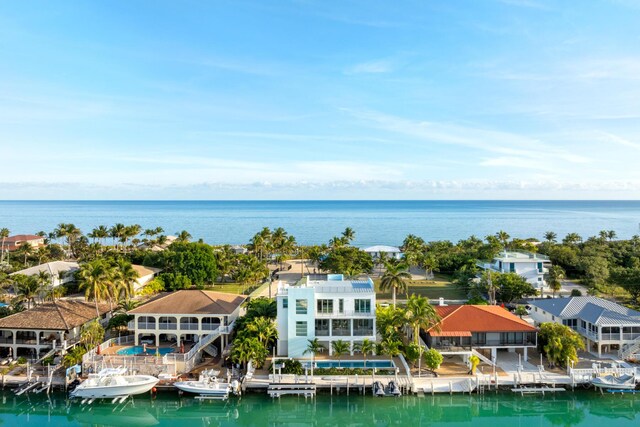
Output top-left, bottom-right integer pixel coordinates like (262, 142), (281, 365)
(0, 391), (639, 426)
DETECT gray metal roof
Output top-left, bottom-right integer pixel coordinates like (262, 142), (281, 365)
(529, 296), (640, 326)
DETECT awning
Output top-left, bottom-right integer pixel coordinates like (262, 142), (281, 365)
(429, 331), (472, 337)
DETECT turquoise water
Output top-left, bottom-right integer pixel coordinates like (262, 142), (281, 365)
(116, 346), (175, 356)
(1, 391), (639, 426)
(313, 360), (395, 368)
(1, 200), (640, 246)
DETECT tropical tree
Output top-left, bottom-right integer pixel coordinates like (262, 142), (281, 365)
(562, 233), (582, 246)
(77, 259), (113, 316)
(405, 294), (441, 344)
(495, 230), (510, 249)
(231, 334), (268, 369)
(80, 319), (105, 349)
(331, 340), (350, 367)
(381, 338), (402, 362)
(354, 338), (376, 361)
(16, 242), (34, 266)
(546, 265), (565, 297)
(175, 230), (192, 243)
(543, 231), (557, 243)
(319, 246), (373, 277)
(304, 338), (325, 366)
(423, 348), (443, 376)
(376, 305), (406, 341)
(379, 261), (411, 307)
(63, 345), (87, 368)
(0, 228), (9, 262)
(246, 316), (278, 347)
(341, 227), (355, 244)
(113, 258), (139, 302)
(12, 274), (42, 309)
(538, 322), (585, 367)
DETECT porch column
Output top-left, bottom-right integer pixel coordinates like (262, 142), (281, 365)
(491, 348), (497, 362)
(523, 347), (528, 361)
(155, 333), (159, 347)
(598, 343), (602, 358)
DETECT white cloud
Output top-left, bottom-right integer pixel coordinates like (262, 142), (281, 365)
(345, 60), (395, 75)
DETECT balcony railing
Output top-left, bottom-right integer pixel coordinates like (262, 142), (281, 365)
(577, 327), (598, 340)
(159, 323), (178, 330)
(315, 310), (373, 317)
(315, 329), (330, 337)
(201, 324), (221, 331)
(137, 322), (156, 329)
(332, 328), (351, 336)
(353, 328), (374, 336)
(179, 324), (200, 330)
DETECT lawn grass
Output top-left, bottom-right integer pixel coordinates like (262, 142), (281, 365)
(203, 282), (261, 295)
(374, 273), (467, 301)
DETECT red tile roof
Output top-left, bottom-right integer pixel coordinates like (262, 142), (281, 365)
(4, 235), (43, 243)
(428, 305), (536, 334)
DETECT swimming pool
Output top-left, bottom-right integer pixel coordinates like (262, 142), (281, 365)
(116, 346), (175, 356)
(310, 360), (395, 369)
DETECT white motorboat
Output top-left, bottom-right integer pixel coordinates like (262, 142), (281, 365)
(70, 368), (159, 399)
(174, 370), (239, 398)
(591, 374), (637, 390)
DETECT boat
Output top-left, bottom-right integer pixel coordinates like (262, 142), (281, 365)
(591, 374), (637, 390)
(387, 380), (402, 397)
(372, 381), (385, 397)
(70, 368), (159, 399)
(174, 370), (240, 399)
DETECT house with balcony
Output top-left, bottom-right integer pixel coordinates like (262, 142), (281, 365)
(477, 251), (551, 292)
(1, 234), (45, 253)
(276, 274), (376, 358)
(0, 300), (111, 359)
(128, 290), (246, 355)
(423, 304), (538, 363)
(528, 296), (640, 358)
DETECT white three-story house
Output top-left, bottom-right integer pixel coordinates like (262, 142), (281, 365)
(477, 251), (551, 292)
(276, 274), (376, 358)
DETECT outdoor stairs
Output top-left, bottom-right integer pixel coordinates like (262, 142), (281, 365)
(203, 344), (218, 358)
(619, 337), (640, 361)
(471, 349), (496, 367)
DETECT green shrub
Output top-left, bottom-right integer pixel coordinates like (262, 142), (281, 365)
(17, 356), (27, 365)
(570, 289), (582, 297)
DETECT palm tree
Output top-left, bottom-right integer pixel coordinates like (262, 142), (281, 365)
(12, 275), (42, 309)
(341, 227), (355, 244)
(0, 228), (9, 262)
(543, 231), (557, 243)
(17, 242), (34, 266)
(176, 230), (192, 243)
(34, 247), (49, 264)
(304, 338), (325, 367)
(381, 338), (402, 362)
(77, 260), (113, 316)
(246, 316), (278, 347)
(376, 305), (406, 340)
(405, 294), (441, 344)
(113, 259), (139, 302)
(354, 338), (376, 362)
(380, 261), (411, 307)
(331, 340), (350, 367)
(495, 230), (510, 249)
(562, 233), (582, 246)
(36, 270), (52, 294)
(547, 265), (566, 298)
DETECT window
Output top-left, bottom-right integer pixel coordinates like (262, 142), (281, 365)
(282, 298), (288, 309)
(296, 299), (308, 314)
(510, 263), (515, 273)
(315, 319), (330, 336)
(332, 319), (351, 336)
(354, 299), (371, 314)
(353, 319), (374, 336)
(552, 315), (555, 321)
(317, 299), (333, 314)
(537, 262), (543, 273)
(338, 299), (344, 314)
(296, 321), (307, 337)
(537, 277), (542, 282)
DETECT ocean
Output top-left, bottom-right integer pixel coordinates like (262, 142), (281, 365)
(1, 200), (639, 247)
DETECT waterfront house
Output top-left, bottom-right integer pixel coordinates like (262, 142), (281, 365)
(477, 250), (551, 292)
(0, 300), (111, 358)
(424, 304), (538, 363)
(128, 290), (246, 354)
(276, 274), (377, 358)
(528, 296), (640, 358)
(1, 234), (45, 252)
(10, 261), (79, 287)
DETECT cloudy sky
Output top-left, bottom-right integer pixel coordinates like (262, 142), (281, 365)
(1, 0), (640, 199)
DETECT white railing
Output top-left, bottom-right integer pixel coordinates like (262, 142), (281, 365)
(620, 336), (640, 360)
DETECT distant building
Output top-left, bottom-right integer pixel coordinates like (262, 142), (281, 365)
(10, 261), (79, 287)
(363, 245), (403, 260)
(424, 304), (538, 363)
(230, 245), (248, 255)
(1, 235), (45, 252)
(477, 251), (551, 291)
(528, 296), (640, 358)
(137, 235), (178, 252)
(0, 300), (111, 358)
(131, 264), (162, 291)
(276, 274), (377, 358)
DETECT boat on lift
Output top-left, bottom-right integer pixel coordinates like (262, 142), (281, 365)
(70, 368), (159, 399)
(173, 369), (240, 399)
(591, 374), (637, 391)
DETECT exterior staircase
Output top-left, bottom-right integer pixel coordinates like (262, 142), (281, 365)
(471, 349), (496, 367)
(203, 344), (218, 358)
(619, 337), (640, 361)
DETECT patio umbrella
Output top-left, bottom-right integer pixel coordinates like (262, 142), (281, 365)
(180, 342), (185, 353)
(96, 345), (101, 355)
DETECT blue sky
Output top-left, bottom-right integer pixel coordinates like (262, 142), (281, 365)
(1, 0), (640, 199)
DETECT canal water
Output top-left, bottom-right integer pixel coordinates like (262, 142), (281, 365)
(1, 390), (639, 426)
